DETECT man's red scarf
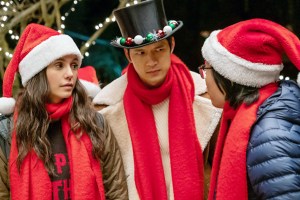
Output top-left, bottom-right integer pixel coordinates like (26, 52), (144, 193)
(9, 97), (106, 200)
(124, 55), (204, 200)
(208, 83), (278, 200)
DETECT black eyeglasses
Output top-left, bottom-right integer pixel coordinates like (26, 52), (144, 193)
(198, 64), (212, 79)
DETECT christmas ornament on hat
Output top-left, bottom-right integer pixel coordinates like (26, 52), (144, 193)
(111, 0), (183, 49)
(78, 66), (101, 98)
(0, 23), (82, 115)
(202, 18), (300, 87)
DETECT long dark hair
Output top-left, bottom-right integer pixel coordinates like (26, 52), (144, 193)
(211, 69), (260, 109)
(15, 68), (105, 175)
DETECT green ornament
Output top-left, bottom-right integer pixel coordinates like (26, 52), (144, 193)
(120, 37), (126, 45)
(169, 23), (176, 30)
(146, 33), (154, 42)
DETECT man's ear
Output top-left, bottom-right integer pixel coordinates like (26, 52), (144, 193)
(124, 49), (132, 63)
(171, 37), (175, 53)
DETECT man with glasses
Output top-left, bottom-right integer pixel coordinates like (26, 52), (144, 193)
(93, 0), (222, 199)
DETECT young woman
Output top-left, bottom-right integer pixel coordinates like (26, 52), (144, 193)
(201, 18), (300, 200)
(0, 23), (128, 200)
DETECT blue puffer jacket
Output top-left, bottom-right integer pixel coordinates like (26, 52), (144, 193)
(247, 80), (300, 200)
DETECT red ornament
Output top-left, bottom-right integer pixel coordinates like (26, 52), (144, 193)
(125, 37), (133, 46)
(157, 30), (165, 38)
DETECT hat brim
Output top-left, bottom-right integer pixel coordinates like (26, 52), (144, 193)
(110, 21), (183, 49)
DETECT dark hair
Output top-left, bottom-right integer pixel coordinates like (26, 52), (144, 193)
(211, 69), (260, 109)
(166, 37), (172, 48)
(15, 69), (105, 175)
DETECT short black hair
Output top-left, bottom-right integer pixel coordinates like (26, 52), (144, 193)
(166, 37), (172, 49)
(211, 69), (260, 109)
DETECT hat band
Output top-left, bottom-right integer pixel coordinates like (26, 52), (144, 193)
(113, 20), (179, 47)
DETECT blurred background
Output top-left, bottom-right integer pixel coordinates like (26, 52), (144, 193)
(1, 0), (300, 96)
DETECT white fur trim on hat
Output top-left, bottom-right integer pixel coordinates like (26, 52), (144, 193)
(0, 97), (16, 115)
(202, 30), (283, 87)
(19, 34), (82, 86)
(80, 79), (101, 98)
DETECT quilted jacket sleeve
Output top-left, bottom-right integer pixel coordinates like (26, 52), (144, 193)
(0, 115), (11, 200)
(97, 113), (129, 200)
(247, 117), (300, 199)
(0, 148), (10, 200)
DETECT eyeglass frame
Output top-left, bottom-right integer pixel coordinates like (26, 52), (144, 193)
(198, 64), (212, 79)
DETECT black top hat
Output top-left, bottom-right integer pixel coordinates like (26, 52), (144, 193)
(111, 0), (183, 49)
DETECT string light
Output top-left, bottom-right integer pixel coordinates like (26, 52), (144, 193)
(92, 0), (141, 33)
(0, 0), (83, 59)
(80, 0), (141, 57)
(1, 0), (17, 59)
(279, 75), (290, 80)
(1, 0), (141, 60)
(60, 0), (83, 32)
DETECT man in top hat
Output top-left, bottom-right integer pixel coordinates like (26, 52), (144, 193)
(93, 0), (222, 199)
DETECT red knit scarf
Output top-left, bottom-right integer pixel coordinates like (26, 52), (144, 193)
(124, 55), (204, 200)
(208, 83), (278, 200)
(9, 97), (105, 200)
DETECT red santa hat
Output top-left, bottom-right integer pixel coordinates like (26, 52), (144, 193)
(0, 23), (82, 115)
(78, 66), (101, 98)
(202, 18), (300, 87)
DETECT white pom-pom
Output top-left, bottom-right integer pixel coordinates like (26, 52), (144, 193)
(79, 80), (101, 98)
(297, 72), (300, 86)
(134, 35), (144, 45)
(116, 38), (122, 45)
(0, 97), (16, 115)
(163, 25), (172, 35)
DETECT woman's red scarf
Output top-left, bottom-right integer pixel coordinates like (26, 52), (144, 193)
(208, 83), (278, 200)
(9, 97), (106, 200)
(124, 55), (204, 200)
